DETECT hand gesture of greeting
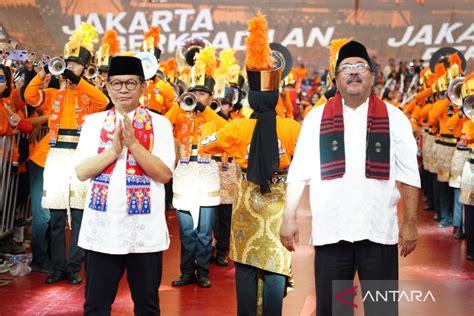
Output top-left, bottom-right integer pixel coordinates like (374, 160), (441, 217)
(111, 121), (123, 157)
(121, 115), (139, 150)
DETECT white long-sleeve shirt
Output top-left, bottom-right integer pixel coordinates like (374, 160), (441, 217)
(287, 99), (420, 246)
(75, 109), (176, 254)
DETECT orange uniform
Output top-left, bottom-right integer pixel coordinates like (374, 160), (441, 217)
(141, 78), (177, 114)
(447, 112), (468, 138)
(165, 102), (227, 152)
(165, 103), (228, 229)
(25, 74), (108, 131)
(24, 74), (108, 167)
(200, 114), (300, 291)
(0, 98), (13, 136)
(200, 116), (301, 170)
(275, 90), (294, 119)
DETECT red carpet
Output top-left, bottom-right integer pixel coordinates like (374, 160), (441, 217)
(1, 189), (473, 315)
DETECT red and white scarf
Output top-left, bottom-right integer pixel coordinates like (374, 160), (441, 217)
(89, 106), (154, 214)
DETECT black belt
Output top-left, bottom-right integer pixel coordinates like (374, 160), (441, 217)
(53, 142), (78, 149)
(440, 134), (457, 139)
(211, 156), (233, 163)
(437, 141), (457, 147)
(436, 135), (458, 147)
(469, 151), (474, 164)
(185, 155), (232, 163)
(51, 129), (80, 149)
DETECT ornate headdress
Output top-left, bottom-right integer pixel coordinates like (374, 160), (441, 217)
(245, 12), (283, 91)
(64, 23), (99, 67)
(143, 26), (161, 61)
(95, 29), (120, 70)
(188, 46), (216, 94)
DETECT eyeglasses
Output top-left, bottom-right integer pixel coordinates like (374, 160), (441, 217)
(109, 79), (140, 91)
(337, 63), (371, 75)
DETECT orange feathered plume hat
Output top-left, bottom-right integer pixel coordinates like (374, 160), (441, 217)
(187, 46), (216, 94)
(447, 52), (463, 83)
(160, 58), (178, 81)
(64, 22), (99, 67)
(433, 63), (448, 93)
(245, 11), (281, 91)
(143, 26), (161, 61)
(95, 29), (120, 68)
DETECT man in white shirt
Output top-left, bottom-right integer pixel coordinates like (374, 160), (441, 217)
(75, 56), (175, 315)
(280, 41), (420, 316)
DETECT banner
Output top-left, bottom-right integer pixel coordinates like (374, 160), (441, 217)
(1, 0), (473, 71)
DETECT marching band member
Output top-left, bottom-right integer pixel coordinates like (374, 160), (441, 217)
(201, 13), (301, 315)
(459, 74), (474, 260)
(211, 49), (242, 266)
(24, 23), (108, 285)
(94, 29), (120, 97)
(167, 46), (227, 289)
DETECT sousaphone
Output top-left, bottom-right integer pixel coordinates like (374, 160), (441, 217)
(175, 37), (211, 71)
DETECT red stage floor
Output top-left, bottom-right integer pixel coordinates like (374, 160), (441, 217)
(1, 189), (473, 315)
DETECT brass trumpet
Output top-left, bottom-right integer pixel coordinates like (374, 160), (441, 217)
(178, 92), (197, 112)
(446, 77), (464, 107)
(84, 63), (98, 80)
(210, 98), (221, 113)
(461, 79), (474, 120)
(48, 56), (66, 76)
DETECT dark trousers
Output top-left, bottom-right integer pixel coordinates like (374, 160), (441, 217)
(421, 168), (434, 208)
(432, 174), (441, 216)
(27, 161), (51, 269)
(439, 181), (453, 224)
(235, 262), (286, 316)
(315, 240), (398, 316)
(214, 204), (232, 257)
(164, 179), (173, 207)
(465, 205), (474, 257)
(84, 250), (163, 316)
(50, 208), (83, 273)
(177, 207), (215, 278)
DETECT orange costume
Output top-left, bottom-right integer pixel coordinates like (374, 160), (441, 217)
(0, 97), (14, 136)
(459, 75), (474, 206)
(201, 117), (300, 169)
(165, 101), (227, 227)
(200, 114), (301, 293)
(25, 73), (107, 210)
(275, 90), (294, 119)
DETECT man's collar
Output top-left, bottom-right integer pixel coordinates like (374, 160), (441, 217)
(342, 97), (369, 111)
